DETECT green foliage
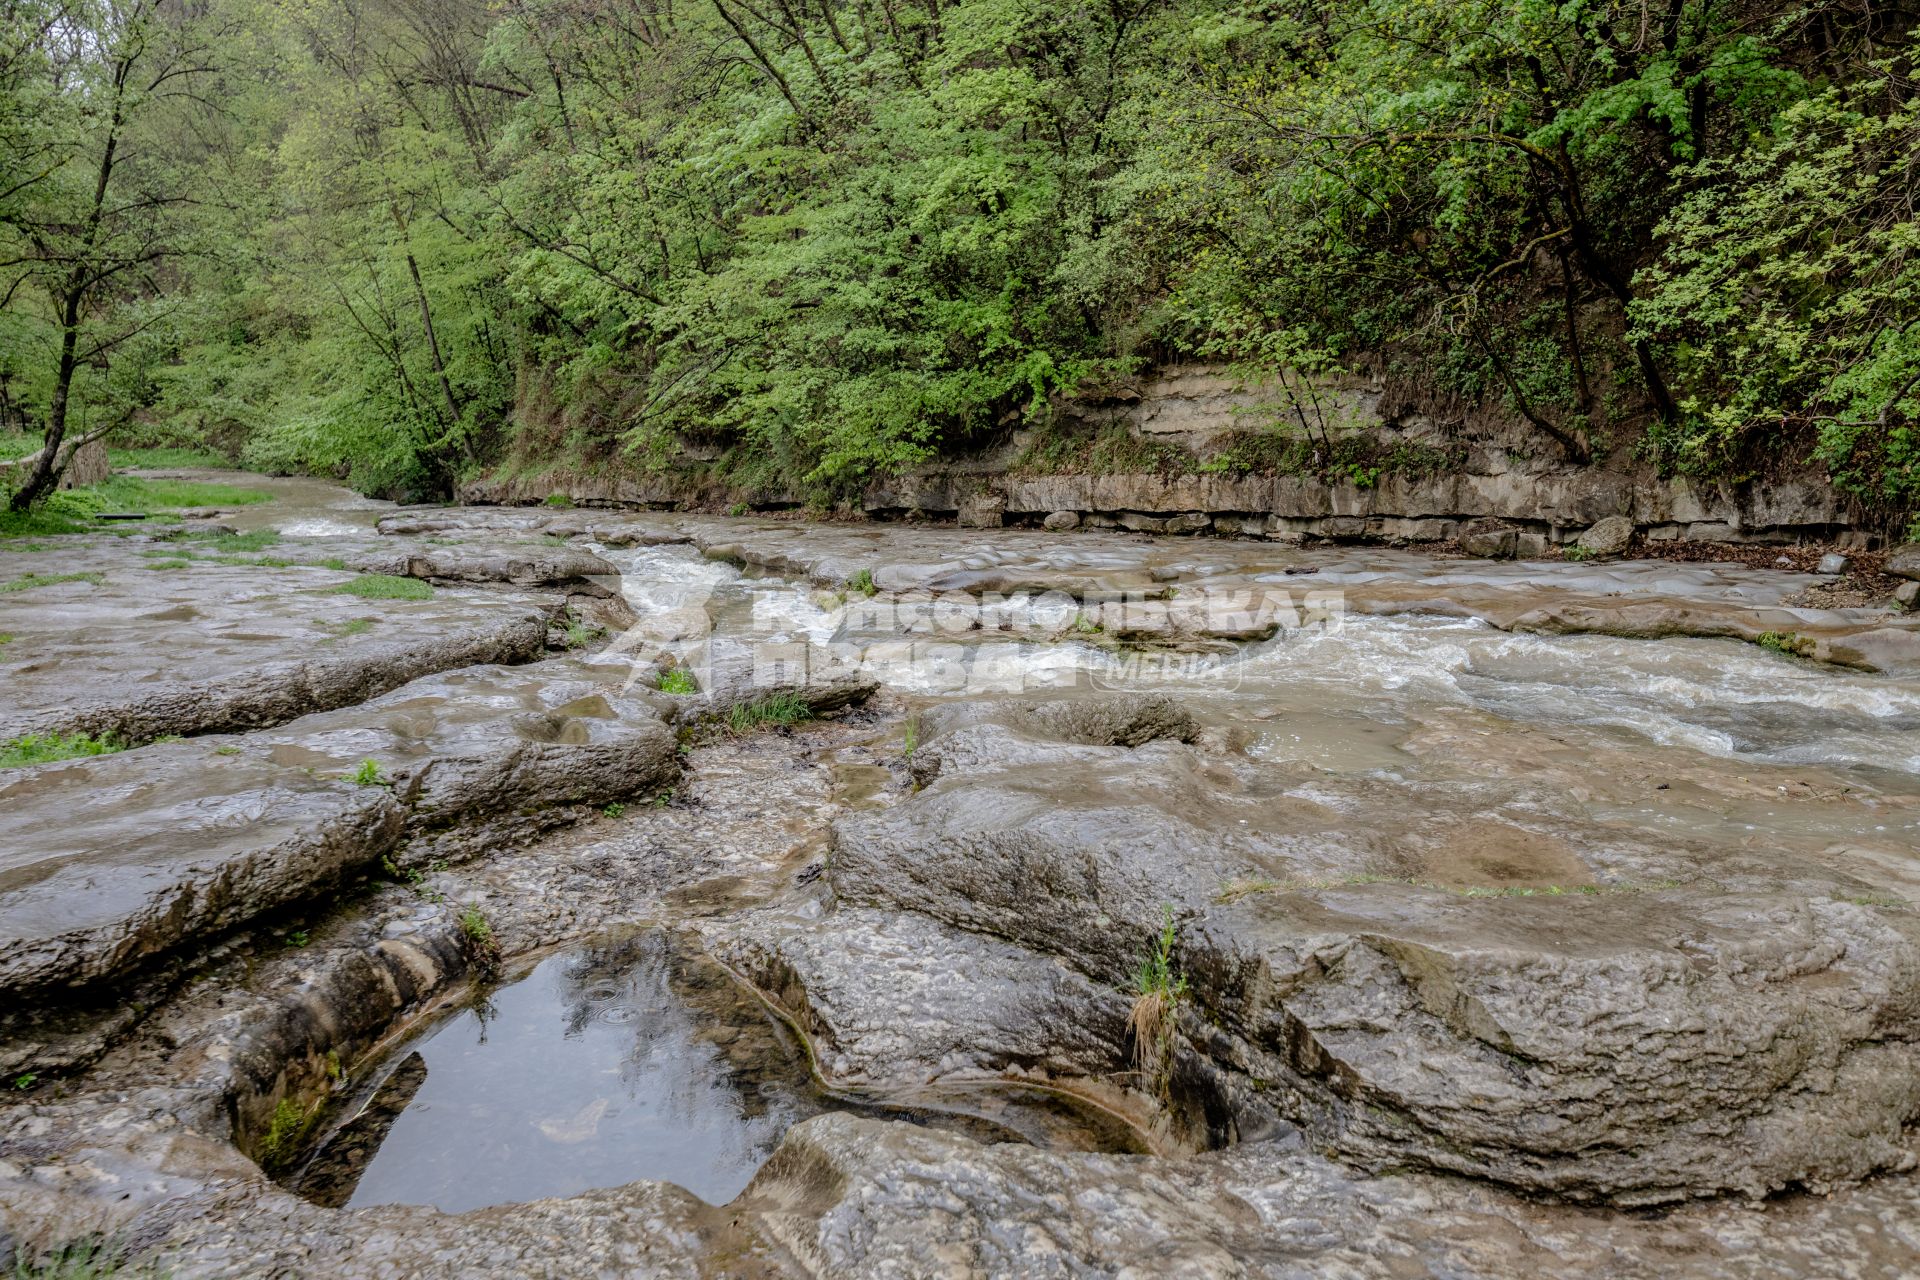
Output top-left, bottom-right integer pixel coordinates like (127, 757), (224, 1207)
(1634, 73), (1920, 512)
(350, 758), (389, 787)
(656, 668), (698, 695)
(845, 568), (877, 598)
(1, 0), (1916, 521)
(331, 574), (432, 601)
(601, 802), (625, 819)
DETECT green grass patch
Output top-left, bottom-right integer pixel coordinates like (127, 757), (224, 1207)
(330, 574), (432, 600)
(1, 571), (104, 593)
(2, 475), (270, 537)
(316, 556), (349, 571)
(0, 633), (12, 648)
(321, 618), (374, 640)
(0, 507), (88, 538)
(0, 732), (122, 769)
(845, 568), (877, 597)
(87, 475), (270, 511)
(350, 758), (389, 786)
(143, 558), (192, 571)
(178, 528), (280, 551)
(657, 667), (698, 695)
(544, 492), (574, 507)
(108, 445), (234, 469)
(724, 692), (811, 733)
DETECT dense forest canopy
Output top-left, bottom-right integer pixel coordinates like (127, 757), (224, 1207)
(0, 0), (1916, 518)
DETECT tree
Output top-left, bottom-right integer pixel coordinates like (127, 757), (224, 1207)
(2, 0), (231, 508)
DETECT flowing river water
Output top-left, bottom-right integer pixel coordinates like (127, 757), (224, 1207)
(5, 473), (1920, 1276)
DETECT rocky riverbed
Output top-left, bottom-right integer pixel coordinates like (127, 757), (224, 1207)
(3, 474), (1920, 1277)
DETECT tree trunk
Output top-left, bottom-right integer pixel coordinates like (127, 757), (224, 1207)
(11, 68), (126, 511)
(9, 306), (80, 511)
(405, 250), (462, 429)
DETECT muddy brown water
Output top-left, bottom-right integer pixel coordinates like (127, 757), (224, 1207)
(285, 930), (1144, 1212)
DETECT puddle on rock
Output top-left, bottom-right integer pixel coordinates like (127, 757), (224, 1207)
(286, 930), (1139, 1213)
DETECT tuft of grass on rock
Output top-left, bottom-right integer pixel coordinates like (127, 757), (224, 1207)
(656, 667), (698, 695)
(350, 758), (389, 787)
(0, 733), (121, 769)
(562, 616), (605, 649)
(1, 571), (104, 593)
(330, 574), (431, 601)
(725, 692), (811, 733)
(845, 568), (877, 597)
(460, 906), (501, 979)
(1755, 630), (1815, 659)
(1127, 906), (1189, 1097)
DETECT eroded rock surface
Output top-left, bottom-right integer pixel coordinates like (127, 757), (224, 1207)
(0, 555), (555, 742)
(350, 543), (622, 590)
(0, 658), (682, 1045)
(807, 693), (1920, 1203)
(7, 490), (1920, 1279)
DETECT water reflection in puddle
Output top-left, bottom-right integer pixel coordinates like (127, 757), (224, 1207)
(289, 931), (1139, 1212)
